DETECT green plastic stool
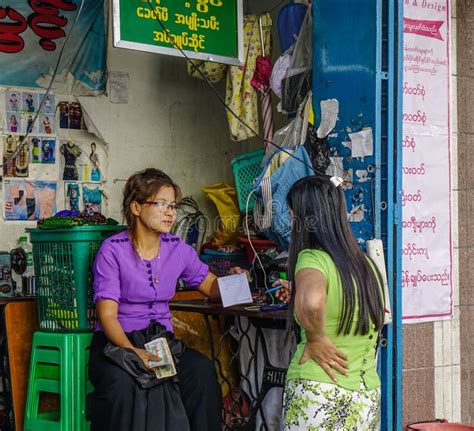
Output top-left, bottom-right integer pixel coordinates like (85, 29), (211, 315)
(24, 332), (93, 431)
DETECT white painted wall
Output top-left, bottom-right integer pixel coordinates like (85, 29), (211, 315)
(0, 0), (286, 251)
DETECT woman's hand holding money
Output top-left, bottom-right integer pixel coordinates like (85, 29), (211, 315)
(131, 347), (161, 370)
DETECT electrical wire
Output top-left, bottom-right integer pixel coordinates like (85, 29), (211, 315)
(145, 0), (322, 176)
(172, 196), (207, 253)
(244, 187), (275, 305)
(2, 0), (86, 165)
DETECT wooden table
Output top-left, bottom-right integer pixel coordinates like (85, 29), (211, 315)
(170, 299), (289, 431)
(0, 296), (38, 431)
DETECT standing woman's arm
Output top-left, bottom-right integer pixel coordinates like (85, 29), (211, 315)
(295, 268), (349, 382)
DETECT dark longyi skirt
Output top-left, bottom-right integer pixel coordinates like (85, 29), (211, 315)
(88, 331), (222, 431)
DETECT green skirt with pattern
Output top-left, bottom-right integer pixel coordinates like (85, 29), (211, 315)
(283, 379), (381, 431)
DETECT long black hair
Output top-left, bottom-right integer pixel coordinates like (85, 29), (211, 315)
(286, 175), (384, 335)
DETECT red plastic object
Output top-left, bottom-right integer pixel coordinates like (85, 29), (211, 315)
(406, 420), (474, 430)
(238, 236), (280, 263)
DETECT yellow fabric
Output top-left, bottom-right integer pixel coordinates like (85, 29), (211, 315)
(226, 14), (272, 141)
(202, 183), (241, 245)
(308, 103), (315, 126)
(187, 60), (228, 83)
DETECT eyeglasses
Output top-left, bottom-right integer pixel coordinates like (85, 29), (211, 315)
(141, 201), (180, 212)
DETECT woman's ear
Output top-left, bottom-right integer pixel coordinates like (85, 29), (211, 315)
(130, 201), (141, 217)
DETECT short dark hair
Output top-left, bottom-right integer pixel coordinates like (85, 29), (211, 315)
(122, 168), (181, 234)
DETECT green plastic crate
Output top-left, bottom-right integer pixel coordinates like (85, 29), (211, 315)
(231, 148), (265, 213)
(27, 225), (126, 333)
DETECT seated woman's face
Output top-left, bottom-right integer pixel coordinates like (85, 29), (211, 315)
(140, 185), (177, 234)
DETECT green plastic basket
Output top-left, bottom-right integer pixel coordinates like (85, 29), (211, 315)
(27, 225), (126, 333)
(231, 148), (265, 213)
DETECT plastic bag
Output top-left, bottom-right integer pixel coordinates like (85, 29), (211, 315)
(263, 92), (312, 163)
(304, 124), (330, 173)
(281, 7), (312, 113)
(202, 183), (241, 245)
(270, 45), (294, 99)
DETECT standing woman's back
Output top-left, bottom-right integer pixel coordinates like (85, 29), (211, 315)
(282, 175), (384, 431)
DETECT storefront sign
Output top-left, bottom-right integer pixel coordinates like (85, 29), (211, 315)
(402, 0), (452, 321)
(0, 0), (107, 95)
(113, 0), (244, 66)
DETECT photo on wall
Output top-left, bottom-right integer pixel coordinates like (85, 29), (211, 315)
(65, 182), (81, 212)
(4, 90), (57, 134)
(3, 179), (57, 221)
(59, 140), (106, 182)
(22, 93), (38, 113)
(39, 114), (54, 135)
(59, 101), (84, 130)
(2, 135), (28, 178)
(22, 113), (38, 134)
(6, 113), (21, 133)
(6, 91), (20, 112)
(29, 137), (56, 164)
(39, 94), (56, 114)
(83, 184), (102, 216)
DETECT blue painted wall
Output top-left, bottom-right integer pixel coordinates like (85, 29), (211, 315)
(312, 1), (403, 429)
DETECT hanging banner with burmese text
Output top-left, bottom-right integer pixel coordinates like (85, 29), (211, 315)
(0, 0), (107, 95)
(113, 0), (244, 66)
(402, 0), (452, 322)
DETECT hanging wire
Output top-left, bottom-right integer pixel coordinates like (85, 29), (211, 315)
(145, 0), (321, 176)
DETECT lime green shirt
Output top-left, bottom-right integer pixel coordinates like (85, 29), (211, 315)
(285, 249), (381, 391)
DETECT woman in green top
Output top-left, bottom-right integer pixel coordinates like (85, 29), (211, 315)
(280, 175), (385, 431)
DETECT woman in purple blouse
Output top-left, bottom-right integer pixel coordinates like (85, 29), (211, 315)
(88, 168), (241, 431)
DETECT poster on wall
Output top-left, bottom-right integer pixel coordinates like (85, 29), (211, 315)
(2, 134), (29, 178)
(3, 179), (57, 220)
(28, 136), (59, 179)
(402, 1), (452, 322)
(5, 90), (56, 134)
(0, 0), (106, 95)
(29, 137), (56, 165)
(59, 140), (105, 182)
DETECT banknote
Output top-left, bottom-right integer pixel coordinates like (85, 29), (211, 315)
(153, 362), (177, 379)
(144, 337), (177, 380)
(144, 337), (173, 368)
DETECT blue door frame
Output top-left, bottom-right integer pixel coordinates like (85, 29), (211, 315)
(312, 1), (403, 429)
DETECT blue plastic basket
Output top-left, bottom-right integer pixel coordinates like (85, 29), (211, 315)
(231, 149), (265, 213)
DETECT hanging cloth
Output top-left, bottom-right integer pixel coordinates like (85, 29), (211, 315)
(226, 14), (272, 142)
(277, 0), (308, 52)
(187, 60), (228, 83)
(251, 15), (274, 148)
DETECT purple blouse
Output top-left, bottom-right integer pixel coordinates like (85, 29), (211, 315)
(93, 230), (209, 332)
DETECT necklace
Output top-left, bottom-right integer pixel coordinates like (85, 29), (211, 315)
(133, 242), (160, 285)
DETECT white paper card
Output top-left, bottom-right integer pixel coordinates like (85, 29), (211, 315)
(349, 127), (373, 158)
(217, 273), (253, 308)
(326, 156), (344, 177)
(317, 99), (339, 138)
(109, 71), (129, 104)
